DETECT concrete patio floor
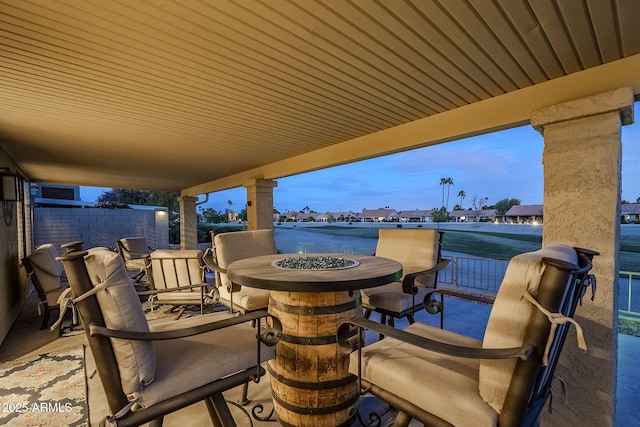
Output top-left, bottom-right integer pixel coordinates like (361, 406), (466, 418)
(1, 289), (637, 426)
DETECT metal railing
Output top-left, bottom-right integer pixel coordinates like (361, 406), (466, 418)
(277, 241), (640, 318)
(276, 241), (375, 255)
(438, 256), (507, 294)
(276, 241), (506, 294)
(619, 271), (640, 319)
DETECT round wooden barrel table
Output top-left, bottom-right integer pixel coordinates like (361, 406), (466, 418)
(227, 253), (402, 427)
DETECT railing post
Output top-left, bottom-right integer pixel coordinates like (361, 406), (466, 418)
(451, 257), (458, 288)
(628, 273), (633, 313)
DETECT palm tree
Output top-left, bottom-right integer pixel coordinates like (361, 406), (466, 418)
(439, 178), (447, 208)
(458, 190), (466, 208)
(439, 177), (454, 211)
(444, 178), (454, 211)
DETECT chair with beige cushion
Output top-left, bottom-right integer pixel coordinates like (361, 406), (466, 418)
(117, 237), (152, 282)
(204, 229), (277, 314)
(58, 244), (278, 427)
(145, 249), (216, 316)
(338, 244), (598, 427)
(23, 243), (68, 331)
(361, 229), (450, 328)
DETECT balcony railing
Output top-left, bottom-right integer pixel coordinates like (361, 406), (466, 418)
(276, 241), (375, 255)
(277, 241), (640, 318)
(438, 256), (507, 295)
(619, 271), (640, 319)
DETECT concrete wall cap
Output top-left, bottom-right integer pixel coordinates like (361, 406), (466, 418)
(531, 87), (635, 133)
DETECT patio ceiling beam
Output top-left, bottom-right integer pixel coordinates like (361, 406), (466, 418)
(182, 53), (640, 197)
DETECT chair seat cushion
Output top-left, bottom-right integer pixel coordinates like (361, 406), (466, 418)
(154, 289), (207, 303)
(361, 282), (431, 314)
(138, 313), (276, 407)
(125, 258), (147, 272)
(351, 322), (497, 427)
(219, 285), (270, 312)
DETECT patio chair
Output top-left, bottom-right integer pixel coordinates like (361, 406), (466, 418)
(338, 244), (598, 427)
(57, 245), (279, 427)
(361, 229), (450, 329)
(117, 237), (152, 282)
(203, 229), (276, 314)
(22, 243), (69, 333)
(144, 249), (217, 316)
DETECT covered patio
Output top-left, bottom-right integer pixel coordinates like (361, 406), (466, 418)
(1, 1), (640, 425)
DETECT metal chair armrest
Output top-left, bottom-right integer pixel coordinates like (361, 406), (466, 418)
(89, 310), (278, 342)
(424, 287), (496, 306)
(136, 283), (212, 296)
(202, 249), (227, 274)
(401, 258), (451, 294)
(337, 317), (534, 360)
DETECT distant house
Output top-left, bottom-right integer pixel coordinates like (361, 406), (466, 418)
(278, 211), (298, 222)
(358, 208), (399, 222)
(398, 209), (433, 222)
(295, 212), (320, 222)
(504, 204), (544, 223)
(32, 184), (94, 207)
(621, 203), (640, 223)
(320, 211), (357, 222)
(227, 210), (239, 222)
(475, 209), (498, 222)
(450, 209), (497, 222)
(317, 213), (331, 222)
(449, 209), (474, 222)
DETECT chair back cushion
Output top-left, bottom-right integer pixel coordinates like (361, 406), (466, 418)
(28, 244), (63, 292)
(478, 243), (577, 413)
(148, 249), (204, 290)
(375, 229), (439, 287)
(213, 229), (277, 289)
(119, 237), (150, 261)
(84, 249), (156, 396)
(37, 243), (64, 276)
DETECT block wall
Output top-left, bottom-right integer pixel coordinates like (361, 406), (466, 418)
(33, 208), (169, 254)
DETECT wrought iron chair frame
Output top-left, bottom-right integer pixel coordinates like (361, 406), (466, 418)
(58, 245), (280, 427)
(339, 246), (598, 427)
(363, 230), (451, 328)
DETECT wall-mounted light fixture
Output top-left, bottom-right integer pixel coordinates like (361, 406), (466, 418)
(0, 170), (24, 202)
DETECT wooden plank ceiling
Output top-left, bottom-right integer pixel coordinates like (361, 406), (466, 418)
(0, 0), (639, 193)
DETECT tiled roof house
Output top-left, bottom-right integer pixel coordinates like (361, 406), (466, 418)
(357, 209), (399, 222)
(398, 209), (433, 222)
(320, 212), (357, 222)
(621, 203), (640, 223)
(450, 209), (497, 222)
(504, 204), (544, 223)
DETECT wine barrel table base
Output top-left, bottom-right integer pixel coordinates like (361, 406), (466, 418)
(268, 290), (360, 427)
(227, 253), (402, 427)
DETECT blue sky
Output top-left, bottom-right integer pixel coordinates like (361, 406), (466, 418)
(82, 102), (640, 213)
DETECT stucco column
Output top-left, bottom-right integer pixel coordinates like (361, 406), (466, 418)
(531, 87), (634, 427)
(243, 179), (277, 230)
(179, 195), (198, 249)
